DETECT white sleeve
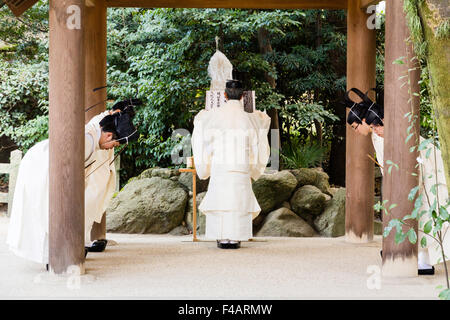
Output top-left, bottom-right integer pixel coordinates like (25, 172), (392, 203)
(192, 110), (212, 180)
(85, 132), (95, 163)
(249, 111), (271, 180)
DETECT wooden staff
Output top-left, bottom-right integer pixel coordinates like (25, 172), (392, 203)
(179, 156), (198, 242)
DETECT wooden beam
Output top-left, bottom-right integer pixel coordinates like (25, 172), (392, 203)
(85, 0), (108, 241)
(4, 0), (39, 17)
(106, 0), (347, 9)
(360, 0), (381, 9)
(382, 0), (419, 278)
(49, 0), (86, 275)
(345, 0), (376, 243)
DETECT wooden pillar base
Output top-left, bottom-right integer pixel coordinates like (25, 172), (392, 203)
(345, 230), (373, 244)
(382, 256), (417, 278)
(49, 263), (86, 276)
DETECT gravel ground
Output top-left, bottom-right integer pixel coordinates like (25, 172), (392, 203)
(0, 215), (446, 300)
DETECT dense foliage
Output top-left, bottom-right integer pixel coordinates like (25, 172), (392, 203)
(0, 2), (435, 185)
(105, 8), (347, 181)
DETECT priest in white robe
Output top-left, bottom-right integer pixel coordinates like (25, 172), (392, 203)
(192, 80), (271, 248)
(6, 104), (138, 266)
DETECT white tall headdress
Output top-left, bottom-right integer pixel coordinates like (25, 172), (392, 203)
(207, 38), (233, 91)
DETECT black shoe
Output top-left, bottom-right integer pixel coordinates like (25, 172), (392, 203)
(217, 240), (230, 249)
(228, 240), (241, 249)
(86, 239), (108, 253)
(380, 250), (382, 258)
(418, 266), (435, 275)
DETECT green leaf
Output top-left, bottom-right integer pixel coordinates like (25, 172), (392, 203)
(423, 220), (432, 234)
(417, 139), (431, 151)
(425, 147), (432, 159)
(438, 289), (450, 300)
(407, 229), (417, 244)
(439, 206), (449, 220)
(393, 57), (405, 65)
(383, 226), (392, 238)
(405, 133), (414, 143)
(420, 236), (427, 248)
(389, 203), (398, 210)
(408, 186), (419, 201)
(414, 194), (423, 209)
(395, 231), (407, 244)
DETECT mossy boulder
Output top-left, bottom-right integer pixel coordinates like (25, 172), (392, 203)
(106, 177), (188, 234)
(252, 170), (298, 214)
(256, 208), (317, 237)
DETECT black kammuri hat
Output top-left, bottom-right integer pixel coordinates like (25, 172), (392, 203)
(226, 79), (243, 89)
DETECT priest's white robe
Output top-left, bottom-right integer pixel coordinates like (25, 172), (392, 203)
(371, 132), (450, 265)
(192, 99), (270, 240)
(6, 111), (116, 264)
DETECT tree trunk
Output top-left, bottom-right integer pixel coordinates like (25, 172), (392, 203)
(257, 27), (280, 140)
(314, 11), (324, 150)
(417, 0), (450, 195)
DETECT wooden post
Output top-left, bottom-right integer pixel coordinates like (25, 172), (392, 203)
(84, 0), (108, 242)
(49, 0), (86, 274)
(192, 172), (197, 241)
(7, 150), (22, 217)
(382, 0), (420, 277)
(84, 0), (107, 122)
(179, 167), (198, 242)
(345, 0), (376, 243)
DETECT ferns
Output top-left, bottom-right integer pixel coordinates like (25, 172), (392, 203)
(281, 137), (326, 169)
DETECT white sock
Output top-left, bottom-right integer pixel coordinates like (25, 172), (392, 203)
(418, 251), (433, 269)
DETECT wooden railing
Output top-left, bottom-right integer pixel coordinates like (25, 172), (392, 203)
(0, 150), (22, 216)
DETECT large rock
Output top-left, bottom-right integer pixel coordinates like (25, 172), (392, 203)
(314, 188), (346, 237)
(185, 191), (207, 234)
(178, 172), (209, 193)
(290, 168), (331, 195)
(139, 167), (180, 179)
(106, 177), (188, 234)
(256, 208), (317, 237)
(314, 170), (332, 195)
(290, 168), (317, 186)
(290, 185), (327, 217)
(252, 170), (298, 214)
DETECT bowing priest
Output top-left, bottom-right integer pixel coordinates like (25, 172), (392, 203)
(191, 80), (271, 249)
(346, 91), (449, 275)
(6, 101), (139, 268)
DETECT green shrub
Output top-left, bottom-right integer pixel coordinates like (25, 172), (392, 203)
(281, 137), (326, 169)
